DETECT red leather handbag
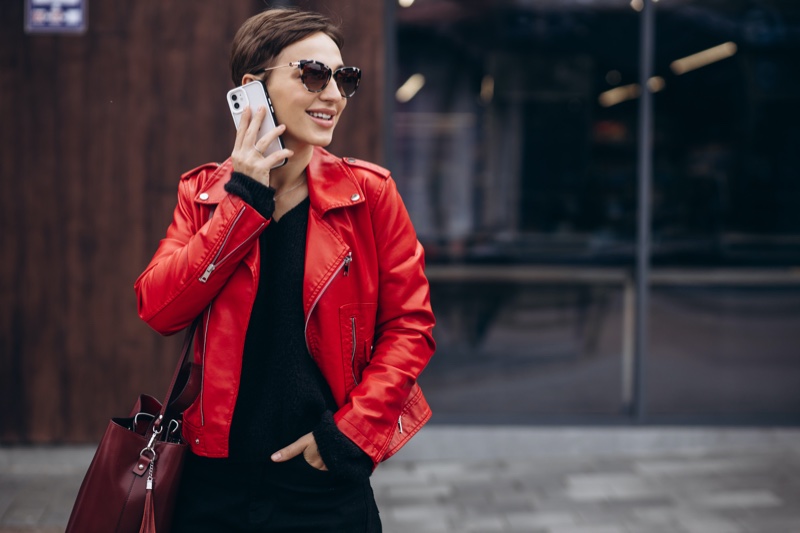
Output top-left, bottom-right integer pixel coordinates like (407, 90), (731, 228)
(66, 321), (201, 533)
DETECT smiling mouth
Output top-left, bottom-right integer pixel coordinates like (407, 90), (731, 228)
(307, 111), (333, 120)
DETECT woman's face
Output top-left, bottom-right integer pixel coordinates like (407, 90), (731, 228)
(264, 32), (348, 151)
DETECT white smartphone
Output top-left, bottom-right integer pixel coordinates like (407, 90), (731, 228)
(226, 81), (287, 169)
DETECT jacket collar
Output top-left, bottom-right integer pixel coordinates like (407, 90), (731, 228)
(194, 147), (365, 214)
(306, 147), (365, 215)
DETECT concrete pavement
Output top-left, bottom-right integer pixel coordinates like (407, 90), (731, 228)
(3, 427), (800, 532)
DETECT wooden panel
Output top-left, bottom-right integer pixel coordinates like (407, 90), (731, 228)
(0, 1), (262, 443)
(0, 1), (386, 443)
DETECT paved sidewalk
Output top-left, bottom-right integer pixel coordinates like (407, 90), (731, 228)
(3, 427), (800, 532)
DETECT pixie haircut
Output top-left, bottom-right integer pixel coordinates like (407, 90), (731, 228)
(230, 8), (344, 86)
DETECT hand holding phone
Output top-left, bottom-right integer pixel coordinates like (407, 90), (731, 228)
(227, 81), (288, 169)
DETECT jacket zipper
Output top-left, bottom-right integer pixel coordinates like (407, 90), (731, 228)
(200, 302), (213, 426)
(197, 209), (263, 425)
(304, 251), (351, 354)
(199, 207), (264, 283)
(351, 316), (358, 385)
(343, 252), (352, 276)
(198, 208), (215, 427)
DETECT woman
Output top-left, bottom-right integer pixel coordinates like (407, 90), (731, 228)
(134, 7), (435, 532)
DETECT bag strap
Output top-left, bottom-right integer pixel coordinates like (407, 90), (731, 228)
(151, 204), (218, 429)
(153, 317), (202, 431)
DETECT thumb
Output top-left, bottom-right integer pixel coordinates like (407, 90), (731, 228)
(271, 434), (310, 462)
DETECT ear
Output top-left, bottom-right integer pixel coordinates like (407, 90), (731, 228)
(241, 73), (260, 86)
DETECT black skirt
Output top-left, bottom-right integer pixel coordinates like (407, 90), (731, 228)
(171, 452), (381, 533)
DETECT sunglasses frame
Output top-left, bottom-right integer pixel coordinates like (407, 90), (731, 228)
(256, 59), (361, 98)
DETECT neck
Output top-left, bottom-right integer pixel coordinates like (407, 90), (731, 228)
(269, 144), (314, 191)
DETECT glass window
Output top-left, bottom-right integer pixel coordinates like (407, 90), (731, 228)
(395, 3), (642, 263)
(646, 0), (800, 420)
(395, 2), (642, 419)
(652, 1), (800, 265)
(394, 0), (800, 422)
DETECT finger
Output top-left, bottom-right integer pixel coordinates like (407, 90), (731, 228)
(261, 148), (294, 169)
(242, 106), (266, 146)
(303, 444), (328, 471)
(233, 106), (251, 151)
(254, 124), (286, 155)
(271, 434), (311, 462)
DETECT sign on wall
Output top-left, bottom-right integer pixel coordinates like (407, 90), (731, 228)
(25, 0), (87, 34)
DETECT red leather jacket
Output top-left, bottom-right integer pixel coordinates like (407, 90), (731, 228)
(134, 147), (435, 466)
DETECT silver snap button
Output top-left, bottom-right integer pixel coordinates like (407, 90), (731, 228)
(347, 157), (356, 163)
(195, 438), (200, 445)
(199, 193), (209, 201)
(351, 194), (360, 201)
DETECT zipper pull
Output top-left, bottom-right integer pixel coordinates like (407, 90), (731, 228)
(343, 252), (352, 277)
(398, 415), (403, 434)
(199, 263), (216, 283)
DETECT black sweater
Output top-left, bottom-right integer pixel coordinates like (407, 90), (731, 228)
(224, 172), (372, 481)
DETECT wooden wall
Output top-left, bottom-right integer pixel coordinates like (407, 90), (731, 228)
(0, 1), (387, 443)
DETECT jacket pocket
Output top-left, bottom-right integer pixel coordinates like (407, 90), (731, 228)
(339, 303), (377, 392)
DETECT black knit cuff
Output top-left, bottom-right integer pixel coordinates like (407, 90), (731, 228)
(224, 172), (276, 220)
(313, 411), (374, 481)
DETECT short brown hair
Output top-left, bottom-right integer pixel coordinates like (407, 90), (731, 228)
(230, 8), (344, 86)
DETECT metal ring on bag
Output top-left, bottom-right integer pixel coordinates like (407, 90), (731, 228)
(140, 424), (163, 458)
(139, 446), (157, 462)
(168, 419), (180, 434)
(133, 412), (155, 426)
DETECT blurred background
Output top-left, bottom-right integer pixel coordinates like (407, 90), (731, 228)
(2, 0), (800, 446)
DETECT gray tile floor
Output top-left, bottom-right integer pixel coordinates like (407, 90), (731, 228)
(3, 427), (800, 532)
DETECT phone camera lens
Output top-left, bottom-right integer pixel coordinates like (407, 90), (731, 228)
(231, 94), (238, 101)
(234, 103), (240, 109)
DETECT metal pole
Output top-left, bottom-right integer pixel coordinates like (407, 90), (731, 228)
(634, 0), (655, 421)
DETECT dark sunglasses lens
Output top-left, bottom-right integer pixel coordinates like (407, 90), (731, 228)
(335, 68), (361, 97)
(300, 62), (331, 92)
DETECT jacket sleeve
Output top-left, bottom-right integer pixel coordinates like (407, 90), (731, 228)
(134, 172), (268, 335)
(333, 176), (436, 463)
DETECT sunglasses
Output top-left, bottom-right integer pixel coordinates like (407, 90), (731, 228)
(257, 60), (361, 98)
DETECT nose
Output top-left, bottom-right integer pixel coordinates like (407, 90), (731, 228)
(319, 77), (343, 102)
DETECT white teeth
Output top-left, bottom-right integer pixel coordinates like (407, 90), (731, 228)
(308, 112), (333, 120)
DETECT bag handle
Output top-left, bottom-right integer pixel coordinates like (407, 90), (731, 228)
(153, 317), (202, 431)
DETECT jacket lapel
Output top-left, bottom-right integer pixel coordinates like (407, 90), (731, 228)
(303, 148), (364, 321)
(187, 150), (365, 322)
(306, 147), (365, 214)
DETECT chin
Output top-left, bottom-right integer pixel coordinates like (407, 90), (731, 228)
(309, 134), (335, 148)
